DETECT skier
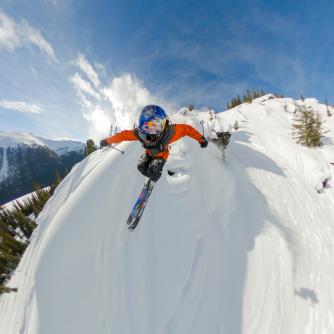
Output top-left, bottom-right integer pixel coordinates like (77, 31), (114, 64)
(100, 105), (208, 182)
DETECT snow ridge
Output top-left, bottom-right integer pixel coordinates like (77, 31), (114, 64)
(0, 131), (84, 155)
(1, 95), (334, 334)
(0, 131), (45, 148)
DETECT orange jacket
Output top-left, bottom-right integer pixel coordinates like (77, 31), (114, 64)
(105, 124), (204, 160)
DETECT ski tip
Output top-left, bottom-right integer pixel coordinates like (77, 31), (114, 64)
(127, 217), (140, 231)
(128, 224), (137, 231)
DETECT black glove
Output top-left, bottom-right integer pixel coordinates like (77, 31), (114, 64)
(200, 136), (208, 148)
(100, 139), (109, 148)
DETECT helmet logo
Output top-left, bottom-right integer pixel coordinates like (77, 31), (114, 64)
(142, 120), (162, 134)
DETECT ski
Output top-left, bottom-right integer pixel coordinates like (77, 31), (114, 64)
(127, 178), (155, 231)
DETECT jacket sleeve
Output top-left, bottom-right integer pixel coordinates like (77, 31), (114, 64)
(171, 124), (203, 143)
(105, 130), (138, 145)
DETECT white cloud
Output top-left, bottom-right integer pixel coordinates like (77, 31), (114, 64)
(0, 11), (57, 62)
(73, 54), (101, 88)
(70, 73), (102, 101)
(83, 107), (111, 136)
(69, 54), (170, 140)
(103, 73), (159, 129)
(0, 100), (43, 114)
(85, 73), (161, 140)
(0, 12), (20, 50)
(20, 20), (57, 62)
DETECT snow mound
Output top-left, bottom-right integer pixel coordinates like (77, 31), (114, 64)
(1, 96), (334, 334)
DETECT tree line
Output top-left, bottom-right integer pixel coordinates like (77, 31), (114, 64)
(0, 176), (62, 294)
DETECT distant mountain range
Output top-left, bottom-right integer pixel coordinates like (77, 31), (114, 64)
(0, 131), (85, 205)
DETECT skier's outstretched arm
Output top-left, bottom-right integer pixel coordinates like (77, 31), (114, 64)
(101, 130), (138, 147)
(172, 124), (208, 147)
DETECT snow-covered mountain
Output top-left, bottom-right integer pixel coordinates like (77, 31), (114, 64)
(1, 96), (334, 333)
(0, 132), (46, 149)
(36, 136), (85, 156)
(0, 131), (84, 155)
(0, 132), (85, 204)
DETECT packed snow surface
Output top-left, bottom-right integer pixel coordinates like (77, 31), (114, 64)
(1, 96), (334, 334)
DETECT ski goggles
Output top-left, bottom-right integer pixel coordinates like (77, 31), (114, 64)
(138, 119), (166, 142)
(138, 130), (161, 142)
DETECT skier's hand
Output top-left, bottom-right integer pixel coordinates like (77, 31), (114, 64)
(200, 136), (208, 148)
(100, 138), (109, 148)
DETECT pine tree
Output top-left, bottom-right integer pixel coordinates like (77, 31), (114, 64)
(0, 286), (17, 293)
(292, 106), (325, 147)
(85, 139), (97, 157)
(11, 210), (36, 239)
(226, 89), (268, 109)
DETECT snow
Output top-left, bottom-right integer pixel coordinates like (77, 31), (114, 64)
(0, 131), (84, 155)
(1, 188), (50, 212)
(252, 93), (276, 103)
(38, 137), (84, 155)
(0, 131), (45, 148)
(0, 148), (9, 182)
(208, 118), (232, 135)
(1, 96), (334, 333)
(0, 131), (84, 181)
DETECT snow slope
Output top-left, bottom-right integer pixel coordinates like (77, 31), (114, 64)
(1, 96), (334, 334)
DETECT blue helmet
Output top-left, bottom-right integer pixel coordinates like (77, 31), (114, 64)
(137, 105), (167, 142)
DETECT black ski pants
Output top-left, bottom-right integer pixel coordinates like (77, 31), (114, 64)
(137, 153), (166, 182)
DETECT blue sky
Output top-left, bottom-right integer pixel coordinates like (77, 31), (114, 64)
(1, 0), (334, 141)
